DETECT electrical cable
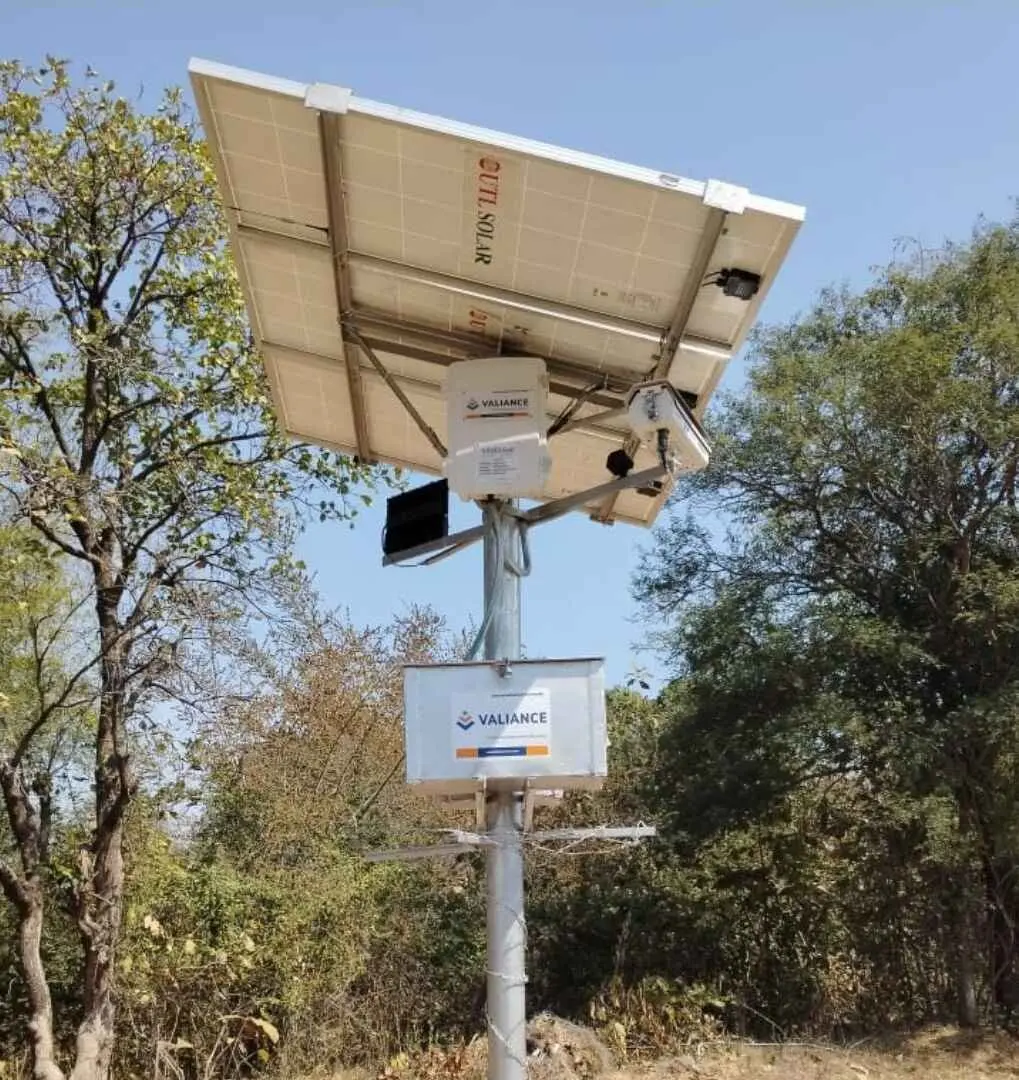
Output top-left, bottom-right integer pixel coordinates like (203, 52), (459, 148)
(465, 515), (502, 660)
(502, 520), (531, 578)
(547, 379), (605, 437)
(465, 510), (530, 659)
(517, 522), (532, 577)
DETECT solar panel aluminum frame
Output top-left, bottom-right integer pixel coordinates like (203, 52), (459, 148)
(188, 58), (805, 526)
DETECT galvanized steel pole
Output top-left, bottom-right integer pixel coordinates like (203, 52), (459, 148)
(482, 500), (527, 1080)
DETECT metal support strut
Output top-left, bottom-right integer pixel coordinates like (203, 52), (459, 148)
(482, 500), (528, 1080)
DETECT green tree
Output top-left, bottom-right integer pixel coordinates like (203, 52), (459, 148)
(0, 58), (381, 1079)
(0, 522), (93, 1080)
(636, 214), (1019, 1027)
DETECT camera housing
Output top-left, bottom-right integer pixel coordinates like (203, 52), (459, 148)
(625, 380), (711, 473)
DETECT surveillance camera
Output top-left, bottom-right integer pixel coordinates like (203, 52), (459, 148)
(625, 380), (711, 474)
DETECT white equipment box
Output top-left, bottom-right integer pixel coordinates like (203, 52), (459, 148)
(444, 357), (551, 500)
(626, 380), (711, 472)
(403, 658), (607, 796)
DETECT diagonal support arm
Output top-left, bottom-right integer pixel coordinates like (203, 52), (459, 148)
(344, 324), (448, 459)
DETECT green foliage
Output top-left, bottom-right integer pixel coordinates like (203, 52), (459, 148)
(589, 977), (727, 1058)
(116, 816), (379, 1075)
(635, 212), (1019, 1030)
(516, 215), (1019, 1050)
(0, 55), (391, 1078)
(90, 608), (490, 1077)
(0, 521), (92, 748)
(0, 522), (92, 1055)
(0, 55), (384, 616)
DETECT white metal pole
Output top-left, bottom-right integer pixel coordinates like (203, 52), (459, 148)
(482, 500), (527, 1080)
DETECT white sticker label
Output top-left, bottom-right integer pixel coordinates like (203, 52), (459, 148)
(452, 687), (551, 762)
(477, 442), (520, 481)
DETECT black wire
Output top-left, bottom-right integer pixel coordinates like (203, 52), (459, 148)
(548, 380), (605, 437)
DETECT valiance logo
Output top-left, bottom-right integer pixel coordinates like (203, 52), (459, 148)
(451, 689), (551, 762)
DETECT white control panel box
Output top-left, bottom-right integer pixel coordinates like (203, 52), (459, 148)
(403, 658), (607, 797)
(444, 356), (551, 500)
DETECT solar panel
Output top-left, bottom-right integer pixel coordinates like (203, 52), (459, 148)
(189, 58), (805, 526)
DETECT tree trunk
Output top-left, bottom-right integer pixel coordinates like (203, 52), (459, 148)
(953, 785), (985, 1028)
(70, 594), (133, 1080)
(952, 858), (980, 1027)
(18, 880), (66, 1080)
(1, 764), (65, 1080)
(986, 855), (1019, 1025)
(956, 938), (980, 1028)
(69, 815), (124, 1080)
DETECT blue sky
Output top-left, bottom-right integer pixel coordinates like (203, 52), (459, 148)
(7, 1), (1019, 689)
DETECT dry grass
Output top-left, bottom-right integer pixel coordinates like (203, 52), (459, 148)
(362, 1022), (1019, 1080)
(621, 1027), (1019, 1079)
